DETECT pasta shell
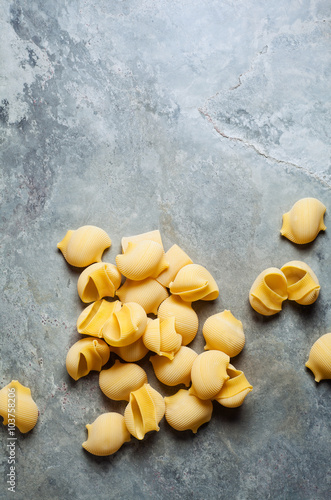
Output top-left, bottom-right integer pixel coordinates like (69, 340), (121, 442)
(203, 310), (245, 357)
(169, 264), (219, 302)
(157, 295), (198, 346)
(150, 346), (198, 387)
(143, 317), (182, 360)
(121, 230), (164, 253)
(57, 225), (111, 267)
(99, 360), (148, 401)
(111, 336), (149, 362)
(102, 302), (147, 347)
(124, 383), (165, 440)
(116, 240), (168, 281)
(0, 380), (38, 433)
(116, 278), (169, 315)
(305, 332), (331, 382)
(249, 267), (288, 316)
(164, 389), (213, 433)
(77, 299), (122, 337)
(66, 337), (110, 380)
(280, 197), (326, 244)
(280, 261), (320, 305)
(77, 263), (122, 303)
(82, 413), (131, 456)
(156, 244), (193, 287)
(189, 350), (230, 400)
(213, 365), (253, 408)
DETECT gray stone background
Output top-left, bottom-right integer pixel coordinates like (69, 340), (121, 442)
(0, 1), (330, 499)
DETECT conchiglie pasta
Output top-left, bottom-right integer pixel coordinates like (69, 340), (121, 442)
(116, 278), (169, 315)
(111, 336), (149, 362)
(156, 244), (193, 287)
(157, 295), (198, 346)
(102, 302), (147, 347)
(164, 389), (213, 433)
(213, 365), (253, 408)
(124, 384), (165, 440)
(99, 360), (148, 401)
(280, 261), (320, 305)
(150, 346), (198, 387)
(189, 350), (230, 400)
(281, 198), (326, 244)
(143, 317), (182, 360)
(0, 380), (38, 433)
(203, 310), (245, 357)
(57, 225), (111, 267)
(116, 240), (168, 281)
(66, 337), (110, 381)
(249, 267), (288, 316)
(305, 332), (331, 382)
(121, 230), (164, 253)
(82, 413), (131, 456)
(169, 264), (219, 302)
(77, 263), (122, 303)
(77, 299), (122, 337)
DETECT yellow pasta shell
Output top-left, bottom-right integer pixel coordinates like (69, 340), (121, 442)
(0, 380), (38, 433)
(280, 197), (326, 244)
(164, 389), (213, 433)
(102, 302), (147, 347)
(143, 317), (182, 360)
(124, 383), (165, 440)
(156, 244), (193, 287)
(121, 230), (164, 253)
(189, 350), (230, 400)
(249, 267), (288, 316)
(203, 310), (245, 357)
(116, 240), (168, 281)
(111, 336), (149, 362)
(82, 413), (131, 456)
(99, 359), (148, 401)
(57, 225), (111, 267)
(150, 346), (198, 387)
(77, 299), (122, 337)
(280, 260), (320, 305)
(213, 365), (253, 408)
(305, 332), (331, 382)
(116, 277), (169, 314)
(157, 295), (198, 346)
(169, 264), (219, 302)
(66, 337), (110, 381)
(77, 262), (122, 303)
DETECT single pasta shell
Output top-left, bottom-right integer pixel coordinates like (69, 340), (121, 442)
(280, 197), (326, 244)
(169, 264), (219, 302)
(150, 346), (198, 387)
(124, 383), (165, 440)
(116, 278), (169, 315)
(77, 299), (122, 337)
(82, 413), (131, 456)
(111, 336), (149, 362)
(157, 295), (198, 346)
(249, 267), (288, 316)
(102, 302), (147, 347)
(66, 337), (110, 381)
(0, 380), (38, 433)
(116, 240), (168, 281)
(121, 230), (163, 253)
(203, 310), (245, 357)
(77, 262), (122, 303)
(99, 360), (148, 401)
(213, 365), (253, 408)
(189, 350), (230, 400)
(143, 317), (182, 360)
(280, 260), (320, 305)
(156, 244), (193, 287)
(305, 332), (331, 382)
(57, 225), (111, 267)
(164, 389), (213, 433)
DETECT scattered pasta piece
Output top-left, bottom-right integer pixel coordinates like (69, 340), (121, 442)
(99, 360), (147, 401)
(213, 365), (253, 408)
(305, 332), (331, 382)
(121, 230), (164, 253)
(116, 277), (169, 314)
(124, 384), (165, 440)
(169, 264), (219, 302)
(280, 261), (320, 305)
(249, 267), (288, 316)
(164, 389), (213, 433)
(203, 310), (245, 357)
(111, 336), (149, 362)
(82, 413), (131, 456)
(156, 244), (193, 287)
(57, 225), (111, 267)
(189, 350), (230, 400)
(0, 380), (38, 433)
(280, 197), (326, 244)
(77, 263), (122, 303)
(150, 346), (198, 387)
(157, 295), (198, 346)
(116, 240), (168, 281)
(102, 302), (147, 347)
(66, 338), (110, 381)
(143, 317), (182, 360)
(77, 299), (122, 337)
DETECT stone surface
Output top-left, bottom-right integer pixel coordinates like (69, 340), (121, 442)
(0, 1), (330, 499)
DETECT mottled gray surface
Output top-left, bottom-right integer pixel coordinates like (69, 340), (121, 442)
(0, 1), (330, 499)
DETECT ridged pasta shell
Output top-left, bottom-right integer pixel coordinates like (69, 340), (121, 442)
(116, 240), (168, 281)
(213, 365), (253, 408)
(156, 244), (193, 287)
(189, 350), (230, 400)
(102, 302), (147, 347)
(57, 225), (111, 267)
(121, 230), (163, 253)
(169, 264), (219, 302)
(249, 267), (288, 316)
(157, 295), (198, 346)
(124, 383), (165, 440)
(280, 197), (326, 244)
(111, 336), (149, 362)
(150, 346), (198, 387)
(99, 360), (148, 401)
(280, 260), (320, 305)
(82, 413), (131, 456)
(116, 278), (169, 315)
(203, 310), (245, 357)
(0, 380), (38, 433)
(305, 332), (331, 382)
(164, 389), (213, 433)
(77, 262), (122, 303)
(143, 317), (182, 360)
(66, 337), (110, 380)
(77, 299), (122, 337)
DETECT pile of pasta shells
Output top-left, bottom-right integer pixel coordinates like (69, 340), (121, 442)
(58, 228), (253, 456)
